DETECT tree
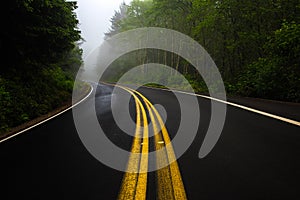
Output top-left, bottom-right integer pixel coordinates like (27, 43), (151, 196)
(0, 0), (83, 134)
(105, 2), (128, 38)
(2, 0), (81, 72)
(104, 0), (300, 102)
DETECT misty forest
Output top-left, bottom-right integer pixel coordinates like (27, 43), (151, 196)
(104, 0), (299, 101)
(1, 0), (82, 133)
(1, 0), (300, 134)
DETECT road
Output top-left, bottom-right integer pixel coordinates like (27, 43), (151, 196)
(0, 83), (300, 199)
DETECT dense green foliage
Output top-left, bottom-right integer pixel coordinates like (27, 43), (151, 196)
(0, 0), (82, 133)
(105, 0), (300, 102)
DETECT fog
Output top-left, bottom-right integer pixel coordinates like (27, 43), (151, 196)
(74, 0), (132, 59)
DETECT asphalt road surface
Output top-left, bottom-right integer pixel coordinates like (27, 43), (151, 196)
(1, 83), (299, 199)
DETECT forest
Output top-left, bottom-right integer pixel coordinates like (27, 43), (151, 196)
(0, 0), (82, 134)
(0, 0), (299, 134)
(104, 0), (300, 103)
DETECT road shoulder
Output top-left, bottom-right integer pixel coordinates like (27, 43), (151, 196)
(0, 83), (92, 141)
(138, 84), (300, 122)
(226, 95), (300, 121)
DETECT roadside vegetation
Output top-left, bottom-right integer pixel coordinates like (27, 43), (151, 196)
(0, 0), (83, 134)
(104, 0), (300, 102)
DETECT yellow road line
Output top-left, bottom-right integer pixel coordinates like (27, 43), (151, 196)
(115, 84), (187, 199)
(150, 101), (187, 200)
(143, 95), (175, 200)
(117, 87), (148, 200)
(133, 89), (174, 199)
(126, 87), (187, 200)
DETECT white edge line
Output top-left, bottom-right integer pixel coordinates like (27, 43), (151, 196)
(0, 84), (94, 144)
(140, 85), (300, 127)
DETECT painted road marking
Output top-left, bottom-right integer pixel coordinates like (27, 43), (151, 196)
(125, 86), (187, 200)
(117, 87), (148, 200)
(142, 85), (300, 127)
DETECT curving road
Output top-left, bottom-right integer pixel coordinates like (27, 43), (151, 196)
(0, 83), (300, 199)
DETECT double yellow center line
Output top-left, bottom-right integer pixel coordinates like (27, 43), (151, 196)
(116, 85), (187, 200)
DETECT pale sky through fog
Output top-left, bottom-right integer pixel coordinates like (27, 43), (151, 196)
(74, 0), (132, 59)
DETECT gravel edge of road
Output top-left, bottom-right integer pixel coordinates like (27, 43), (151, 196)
(0, 83), (92, 141)
(139, 84), (300, 121)
(101, 82), (300, 121)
